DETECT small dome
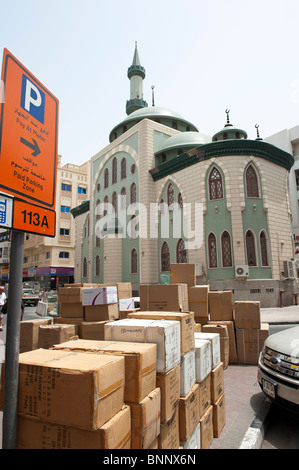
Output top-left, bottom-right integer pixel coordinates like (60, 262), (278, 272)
(155, 131), (211, 154)
(212, 110), (247, 142)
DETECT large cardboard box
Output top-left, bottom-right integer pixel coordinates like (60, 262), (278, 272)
(82, 286), (118, 306)
(209, 320), (237, 364)
(234, 301), (261, 329)
(120, 308), (140, 319)
(20, 318), (51, 353)
(170, 263), (196, 288)
(213, 393), (225, 438)
(17, 405), (131, 449)
(194, 339), (212, 383)
(104, 282), (132, 300)
(198, 373), (211, 418)
(188, 285), (209, 320)
(12, 349), (125, 430)
(53, 338), (157, 403)
(158, 405), (180, 449)
(194, 331), (221, 369)
(156, 364), (180, 423)
(209, 291), (233, 321)
(129, 387), (161, 449)
(59, 302), (85, 319)
(236, 324), (269, 364)
(80, 321), (111, 340)
(104, 318), (181, 373)
(179, 383), (200, 441)
(84, 303), (119, 322)
(58, 286), (83, 304)
(140, 284), (189, 312)
(128, 310), (194, 356)
(180, 349), (196, 397)
(200, 405), (213, 449)
(54, 316), (83, 337)
(38, 324), (77, 349)
(211, 362), (224, 404)
(202, 324), (229, 369)
(180, 423), (201, 449)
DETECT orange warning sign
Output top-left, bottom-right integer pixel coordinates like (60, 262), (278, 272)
(0, 48), (59, 210)
(13, 198), (56, 237)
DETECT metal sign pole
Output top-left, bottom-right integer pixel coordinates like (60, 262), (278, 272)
(2, 229), (24, 449)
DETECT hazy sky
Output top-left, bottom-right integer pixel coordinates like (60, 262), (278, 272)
(1, 0), (299, 166)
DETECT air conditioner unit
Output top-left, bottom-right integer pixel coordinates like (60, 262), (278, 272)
(235, 265), (249, 279)
(283, 260), (296, 278)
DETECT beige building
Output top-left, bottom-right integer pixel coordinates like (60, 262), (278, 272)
(22, 155), (90, 290)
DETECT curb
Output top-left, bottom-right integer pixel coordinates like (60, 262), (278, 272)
(239, 397), (272, 449)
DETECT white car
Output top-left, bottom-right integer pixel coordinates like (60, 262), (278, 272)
(258, 326), (299, 414)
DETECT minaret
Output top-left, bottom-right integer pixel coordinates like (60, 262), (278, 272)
(126, 42), (148, 115)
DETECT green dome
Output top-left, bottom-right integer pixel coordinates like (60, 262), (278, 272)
(155, 131), (211, 154)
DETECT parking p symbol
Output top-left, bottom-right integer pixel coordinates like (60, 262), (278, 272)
(20, 74), (45, 124)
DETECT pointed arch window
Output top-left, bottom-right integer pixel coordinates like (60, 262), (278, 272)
(104, 168), (109, 188)
(176, 238), (187, 263)
(246, 230), (257, 266)
(120, 187), (126, 209)
(131, 249), (138, 274)
(209, 167), (223, 200)
(208, 233), (217, 268)
(121, 158), (126, 179)
(83, 257), (87, 278)
(161, 241), (170, 272)
(178, 192), (183, 209)
(112, 157), (117, 184)
(221, 231), (232, 267)
(112, 191), (117, 213)
(246, 165), (259, 197)
(260, 231), (269, 266)
(96, 199), (101, 220)
(130, 183), (137, 204)
(95, 255), (100, 276)
(167, 183), (175, 208)
(103, 195), (108, 216)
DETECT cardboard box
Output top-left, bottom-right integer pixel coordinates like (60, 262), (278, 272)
(211, 362), (224, 404)
(213, 393), (225, 438)
(14, 348), (125, 430)
(104, 282), (132, 300)
(140, 284), (189, 312)
(198, 373), (211, 418)
(194, 332), (221, 369)
(209, 320), (237, 364)
(120, 308), (140, 319)
(17, 405), (131, 449)
(20, 318), (51, 353)
(179, 383), (200, 441)
(119, 298), (135, 310)
(194, 339), (212, 383)
(180, 349), (196, 397)
(104, 318), (181, 373)
(38, 324), (77, 349)
(180, 423), (201, 449)
(170, 263), (196, 288)
(129, 387), (161, 449)
(54, 317), (83, 337)
(80, 321), (111, 340)
(82, 286), (118, 306)
(84, 303), (119, 322)
(236, 324), (269, 364)
(53, 338), (157, 403)
(234, 301), (261, 329)
(127, 310), (195, 356)
(58, 286), (84, 303)
(188, 285), (209, 320)
(156, 364), (180, 423)
(59, 302), (85, 319)
(209, 291), (233, 321)
(200, 405), (213, 449)
(158, 405), (180, 449)
(202, 324), (229, 369)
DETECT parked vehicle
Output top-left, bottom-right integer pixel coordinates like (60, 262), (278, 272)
(22, 281), (40, 306)
(258, 326), (299, 414)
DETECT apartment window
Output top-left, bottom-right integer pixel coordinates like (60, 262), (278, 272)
(61, 183), (71, 191)
(59, 251), (70, 259)
(46, 252), (50, 259)
(78, 186), (87, 194)
(23, 256), (28, 263)
(209, 167), (223, 200)
(208, 233), (217, 268)
(61, 205), (71, 213)
(60, 228), (70, 236)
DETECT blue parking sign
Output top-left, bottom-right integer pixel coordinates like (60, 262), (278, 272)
(20, 74), (45, 124)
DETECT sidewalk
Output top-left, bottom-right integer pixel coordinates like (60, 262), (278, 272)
(0, 305), (298, 450)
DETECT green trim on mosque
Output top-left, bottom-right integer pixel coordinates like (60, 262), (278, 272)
(71, 199), (90, 218)
(150, 139), (294, 181)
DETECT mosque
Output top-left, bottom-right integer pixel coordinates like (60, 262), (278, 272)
(71, 43), (296, 307)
